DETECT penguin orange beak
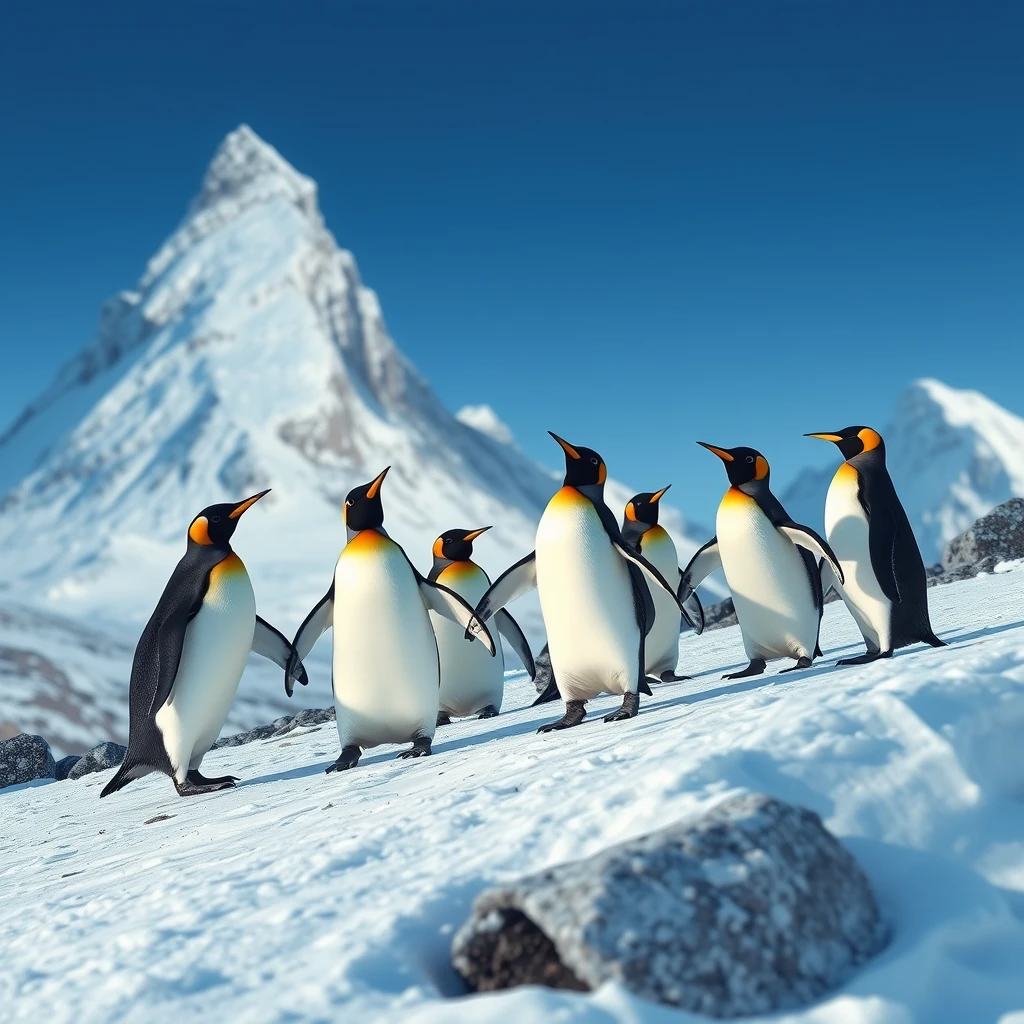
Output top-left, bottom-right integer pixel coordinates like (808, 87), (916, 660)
(366, 466), (390, 499)
(650, 485), (671, 503)
(229, 488), (271, 519)
(804, 432), (844, 443)
(548, 431), (581, 460)
(696, 442), (734, 463)
(463, 526), (492, 542)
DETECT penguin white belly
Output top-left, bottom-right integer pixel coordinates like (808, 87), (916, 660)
(716, 490), (818, 661)
(824, 463), (891, 651)
(332, 531), (439, 749)
(155, 554), (255, 781)
(431, 563), (505, 717)
(639, 526), (682, 675)
(535, 487), (640, 701)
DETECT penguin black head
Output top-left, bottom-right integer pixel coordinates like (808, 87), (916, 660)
(805, 426), (885, 461)
(432, 526), (491, 564)
(625, 486), (671, 527)
(697, 442), (771, 488)
(344, 467), (389, 532)
(188, 489), (270, 549)
(549, 432), (607, 488)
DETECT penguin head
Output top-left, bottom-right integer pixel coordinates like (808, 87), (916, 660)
(697, 442), (771, 487)
(625, 485), (671, 527)
(432, 526), (491, 564)
(344, 467), (389, 531)
(188, 489), (270, 548)
(549, 432), (607, 488)
(805, 426), (884, 461)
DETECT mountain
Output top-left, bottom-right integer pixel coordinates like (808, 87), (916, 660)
(781, 378), (1024, 563)
(0, 126), (710, 752)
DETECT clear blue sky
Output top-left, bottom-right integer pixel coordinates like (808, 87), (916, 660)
(1, 1), (1022, 526)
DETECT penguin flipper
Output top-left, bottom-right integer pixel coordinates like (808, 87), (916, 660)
(820, 557), (839, 599)
(680, 537), (721, 601)
(680, 580), (705, 634)
(475, 552), (537, 622)
(253, 617), (308, 693)
(419, 577), (497, 656)
(866, 501), (902, 604)
(289, 584), (335, 695)
(612, 537), (686, 613)
(779, 524), (844, 586)
(494, 609), (536, 679)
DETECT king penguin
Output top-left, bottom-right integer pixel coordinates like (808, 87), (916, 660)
(286, 468), (496, 771)
(620, 487), (704, 682)
(475, 433), (697, 731)
(430, 527), (535, 724)
(101, 490), (308, 798)
(680, 444), (844, 678)
(805, 426), (945, 664)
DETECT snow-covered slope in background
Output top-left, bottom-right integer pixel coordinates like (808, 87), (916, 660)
(782, 378), (1024, 562)
(0, 126), (711, 752)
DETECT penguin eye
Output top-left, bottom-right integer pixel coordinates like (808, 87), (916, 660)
(345, 500), (353, 507)
(746, 456), (754, 464)
(211, 516), (221, 523)
(590, 457), (599, 465)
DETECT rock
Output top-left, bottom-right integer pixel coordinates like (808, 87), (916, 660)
(213, 723), (280, 749)
(67, 741), (127, 780)
(274, 707), (335, 736)
(212, 709), (336, 749)
(452, 793), (884, 1017)
(703, 597), (738, 631)
(943, 498), (1024, 574)
(55, 755), (82, 781)
(0, 733), (57, 789)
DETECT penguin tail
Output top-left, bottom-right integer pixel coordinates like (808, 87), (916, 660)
(99, 758), (137, 798)
(639, 677), (654, 696)
(531, 679), (561, 706)
(922, 631), (947, 649)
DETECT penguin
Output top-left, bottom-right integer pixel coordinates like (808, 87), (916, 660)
(805, 426), (946, 664)
(101, 490), (308, 798)
(620, 487), (704, 682)
(680, 444), (844, 678)
(286, 468), (496, 771)
(429, 527), (535, 725)
(475, 433), (697, 732)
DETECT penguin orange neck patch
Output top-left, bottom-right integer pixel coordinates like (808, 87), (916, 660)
(857, 428), (882, 452)
(189, 517), (212, 545)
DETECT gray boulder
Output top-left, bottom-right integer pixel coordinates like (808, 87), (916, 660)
(942, 498), (1024, 576)
(213, 708), (336, 749)
(452, 793), (884, 1017)
(0, 733), (57, 789)
(67, 741), (127, 780)
(55, 755), (82, 781)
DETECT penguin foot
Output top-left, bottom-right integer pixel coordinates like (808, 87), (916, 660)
(723, 659), (767, 680)
(476, 705), (499, 719)
(326, 745), (362, 773)
(397, 736), (432, 759)
(186, 769), (240, 787)
(779, 656), (813, 674)
(836, 649), (893, 667)
(603, 691), (640, 722)
(174, 776), (235, 797)
(436, 711), (452, 727)
(537, 700), (586, 733)
(659, 671), (691, 682)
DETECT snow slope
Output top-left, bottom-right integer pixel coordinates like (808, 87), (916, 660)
(3, 565), (1023, 1023)
(782, 378), (1024, 563)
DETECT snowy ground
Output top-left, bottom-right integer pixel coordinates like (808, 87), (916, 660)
(3, 568), (1024, 1024)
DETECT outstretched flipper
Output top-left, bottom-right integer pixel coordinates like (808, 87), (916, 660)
(253, 616), (308, 693)
(288, 583), (335, 696)
(610, 536), (696, 626)
(419, 576), (496, 655)
(679, 537), (722, 602)
(474, 551), (537, 623)
(778, 523), (844, 586)
(494, 609), (535, 679)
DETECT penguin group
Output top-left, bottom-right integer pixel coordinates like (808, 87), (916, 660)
(103, 424), (945, 799)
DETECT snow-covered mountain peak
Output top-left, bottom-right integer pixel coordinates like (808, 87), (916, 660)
(456, 405), (516, 446)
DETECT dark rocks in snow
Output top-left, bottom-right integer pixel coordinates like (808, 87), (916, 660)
(941, 498), (1024, 578)
(0, 733), (57, 789)
(55, 755), (82, 781)
(213, 708), (336, 749)
(703, 598), (738, 631)
(452, 793), (884, 1017)
(67, 741), (126, 780)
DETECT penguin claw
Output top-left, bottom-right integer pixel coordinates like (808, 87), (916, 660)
(397, 737), (432, 759)
(174, 778), (235, 797)
(327, 745), (361, 772)
(603, 691), (640, 722)
(538, 701), (586, 732)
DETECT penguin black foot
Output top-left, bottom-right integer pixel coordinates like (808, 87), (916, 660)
(186, 769), (240, 787)
(397, 736), (432, 759)
(723, 659), (767, 680)
(538, 700), (586, 732)
(659, 671), (691, 682)
(779, 656), (813, 674)
(603, 691), (640, 722)
(836, 649), (892, 667)
(436, 711), (452, 727)
(174, 775), (236, 797)
(326, 745), (361, 773)
(476, 705), (499, 719)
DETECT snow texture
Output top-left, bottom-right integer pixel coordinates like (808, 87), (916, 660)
(452, 793), (884, 1016)
(2, 567), (1024, 1023)
(782, 378), (1024, 563)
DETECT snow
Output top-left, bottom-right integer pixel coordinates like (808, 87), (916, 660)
(782, 378), (1024, 563)
(3, 566), (1023, 1023)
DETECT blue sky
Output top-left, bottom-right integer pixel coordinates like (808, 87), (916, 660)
(1, 1), (1022, 525)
